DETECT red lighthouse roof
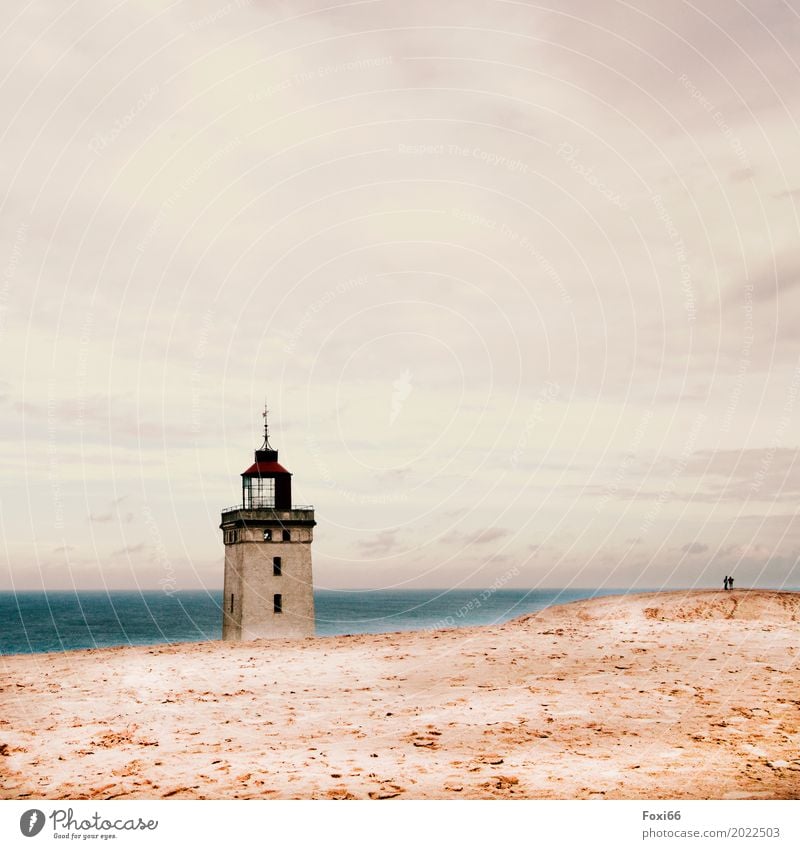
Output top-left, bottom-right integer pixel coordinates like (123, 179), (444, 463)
(242, 460), (290, 477)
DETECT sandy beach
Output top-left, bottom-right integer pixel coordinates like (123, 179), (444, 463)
(1, 589), (798, 800)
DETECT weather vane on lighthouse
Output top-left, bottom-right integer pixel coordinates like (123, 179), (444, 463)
(261, 401), (273, 450)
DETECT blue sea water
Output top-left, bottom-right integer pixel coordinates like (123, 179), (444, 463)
(0, 588), (631, 655)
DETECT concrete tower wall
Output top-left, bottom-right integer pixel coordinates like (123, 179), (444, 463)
(240, 537), (314, 639)
(221, 544), (244, 640)
(221, 508), (316, 640)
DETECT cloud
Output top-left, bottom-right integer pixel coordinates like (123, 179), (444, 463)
(88, 496), (135, 525)
(374, 468), (412, 485)
(719, 542), (774, 560)
(589, 448), (800, 507)
(441, 527), (510, 546)
(681, 542), (708, 555)
(473, 528), (510, 545)
(686, 449), (800, 502)
(88, 512), (114, 524)
(110, 543), (147, 557)
(356, 530), (401, 556)
(742, 254), (800, 305)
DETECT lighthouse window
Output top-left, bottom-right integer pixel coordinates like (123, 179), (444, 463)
(273, 556), (282, 576)
(224, 530), (237, 544)
(249, 476), (275, 508)
(273, 593), (282, 614)
(263, 529), (272, 541)
(230, 593), (234, 613)
(282, 529), (291, 542)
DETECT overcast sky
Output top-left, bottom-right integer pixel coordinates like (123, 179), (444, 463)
(2, 0), (799, 592)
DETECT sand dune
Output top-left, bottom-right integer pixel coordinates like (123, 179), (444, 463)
(529, 588), (800, 623)
(1, 589), (799, 799)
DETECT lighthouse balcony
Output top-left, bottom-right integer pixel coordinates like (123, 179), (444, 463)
(220, 505), (315, 525)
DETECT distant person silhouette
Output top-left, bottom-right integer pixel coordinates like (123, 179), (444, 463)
(729, 576), (734, 590)
(724, 575), (730, 590)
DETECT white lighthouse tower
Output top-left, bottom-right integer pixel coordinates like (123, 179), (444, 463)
(220, 407), (316, 640)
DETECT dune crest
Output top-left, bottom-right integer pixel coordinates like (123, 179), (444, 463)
(525, 589), (800, 624)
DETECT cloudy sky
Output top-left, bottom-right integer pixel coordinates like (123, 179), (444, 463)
(1, 0), (799, 592)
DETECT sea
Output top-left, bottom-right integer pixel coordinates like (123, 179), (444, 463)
(0, 588), (632, 655)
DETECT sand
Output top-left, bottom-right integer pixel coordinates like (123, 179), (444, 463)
(1, 589), (799, 800)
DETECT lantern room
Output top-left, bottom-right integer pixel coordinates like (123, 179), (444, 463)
(240, 407), (292, 510)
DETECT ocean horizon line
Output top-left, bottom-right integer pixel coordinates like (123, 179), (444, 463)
(0, 587), (635, 655)
(0, 585), (636, 593)
(3, 587), (797, 656)
(2, 584), (797, 594)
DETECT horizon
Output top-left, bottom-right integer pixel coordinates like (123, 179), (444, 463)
(2, 583), (797, 593)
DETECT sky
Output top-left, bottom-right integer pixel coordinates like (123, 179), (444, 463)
(1, 0), (799, 592)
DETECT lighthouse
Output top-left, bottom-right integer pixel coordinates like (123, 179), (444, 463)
(220, 407), (316, 640)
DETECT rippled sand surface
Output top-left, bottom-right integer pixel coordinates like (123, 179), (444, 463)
(2, 590), (798, 799)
